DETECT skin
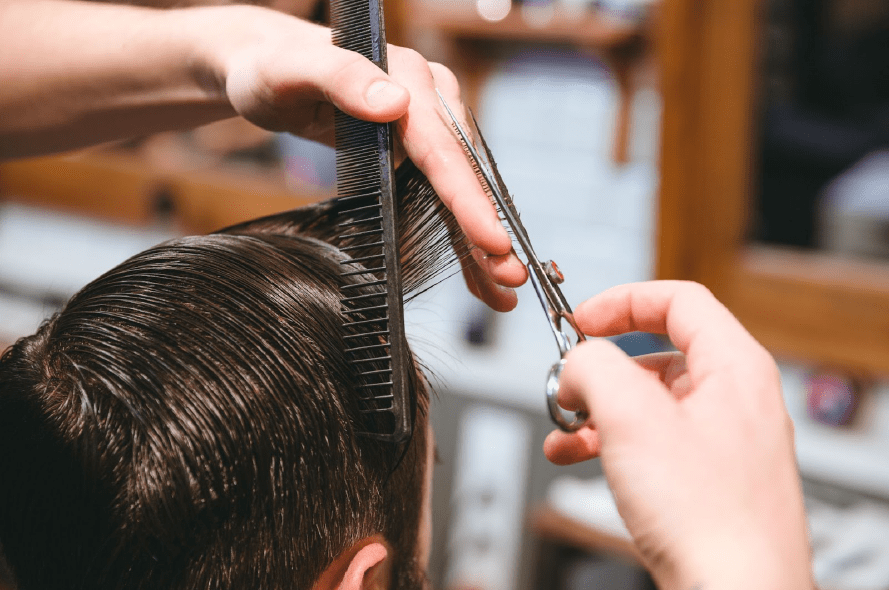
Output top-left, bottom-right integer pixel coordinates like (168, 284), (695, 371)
(0, 0), (527, 310)
(0, 3), (814, 585)
(544, 281), (815, 590)
(313, 423), (435, 590)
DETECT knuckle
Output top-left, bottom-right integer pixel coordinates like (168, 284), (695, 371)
(677, 280), (715, 302)
(236, 61), (286, 129)
(412, 138), (461, 180)
(411, 141), (438, 175)
(399, 47), (428, 69)
(390, 45), (423, 67)
(331, 52), (373, 86)
(429, 62), (460, 93)
(759, 346), (780, 376)
(784, 413), (796, 438)
(572, 338), (621, 364)
(390, 47), (437, 85)
(747, 343), (779, 384)
(742, 348), (784, 414)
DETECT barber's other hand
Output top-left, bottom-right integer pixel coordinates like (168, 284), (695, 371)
(194, 6), (526, 310)
(543, 281), (813, 590)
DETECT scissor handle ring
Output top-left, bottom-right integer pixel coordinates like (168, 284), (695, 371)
(546, 359), (588, 432)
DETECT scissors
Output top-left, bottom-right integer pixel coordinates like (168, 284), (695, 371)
(437, 92), (589, 432)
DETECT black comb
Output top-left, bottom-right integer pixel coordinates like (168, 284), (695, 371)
(330, 0), (411, 442)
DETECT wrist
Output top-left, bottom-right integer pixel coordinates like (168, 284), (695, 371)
(0, 1), (238, 158)
(180, 5), (330, 110)
(652, 533), (815, 590)
(165, 6), (242, 110)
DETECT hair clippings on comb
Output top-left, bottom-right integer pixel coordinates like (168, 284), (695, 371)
(437, 91), (589, 433)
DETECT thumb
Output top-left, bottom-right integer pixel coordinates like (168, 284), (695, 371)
(543, 344), (680, 465)
(224, 46), (410, 131)
(323, 50), (410, 122)
(554, 340), (675, 445)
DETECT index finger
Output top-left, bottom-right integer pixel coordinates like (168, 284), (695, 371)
(387, 53), (513, 257)
(574, 281), (770, 382)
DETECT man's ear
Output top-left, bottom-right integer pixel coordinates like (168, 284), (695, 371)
(313, 537), (393, 590)
(338, 540), (392, 590)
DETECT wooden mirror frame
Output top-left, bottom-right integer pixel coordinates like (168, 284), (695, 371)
(656, 0), (889, 375)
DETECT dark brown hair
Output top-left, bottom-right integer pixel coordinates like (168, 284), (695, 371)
(0, 161), (463, 590)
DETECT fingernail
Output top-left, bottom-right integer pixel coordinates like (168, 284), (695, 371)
(496, 284), (516, 297)
(469, 245), (487, 263)
(365, 80), (403, 109)
(482, 249), (523, 268)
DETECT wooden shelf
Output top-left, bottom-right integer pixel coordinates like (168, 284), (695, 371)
(727, 246), (889, 375)
(529, 504), (642, 564)
(0, 151), (331, 235)
(405, 1), (651, 164)
(655, 0), (889, 376)
(410, 2), (643, 48)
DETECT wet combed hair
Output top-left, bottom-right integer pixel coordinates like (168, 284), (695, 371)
(0, 161), (465, 590)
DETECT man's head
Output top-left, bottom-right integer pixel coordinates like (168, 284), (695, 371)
(0, 230), (431, 590)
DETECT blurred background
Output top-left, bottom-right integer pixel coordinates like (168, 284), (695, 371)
(3, 0), (889, 589)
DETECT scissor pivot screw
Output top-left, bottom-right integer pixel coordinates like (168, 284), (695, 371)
(544, 260), (564, 284)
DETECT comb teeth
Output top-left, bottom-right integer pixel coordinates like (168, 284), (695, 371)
(334, 149), (409, 441)
(331, 0), (411, 441)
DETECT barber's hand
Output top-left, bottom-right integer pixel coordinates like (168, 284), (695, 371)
(543, 281), (813, 590)
(196, 6), (526, 310)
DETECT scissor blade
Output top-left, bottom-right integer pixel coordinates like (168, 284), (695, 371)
(437, 91), (540, 263)
(437, 93), (506, 207)
(468, 110), (521, 221)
